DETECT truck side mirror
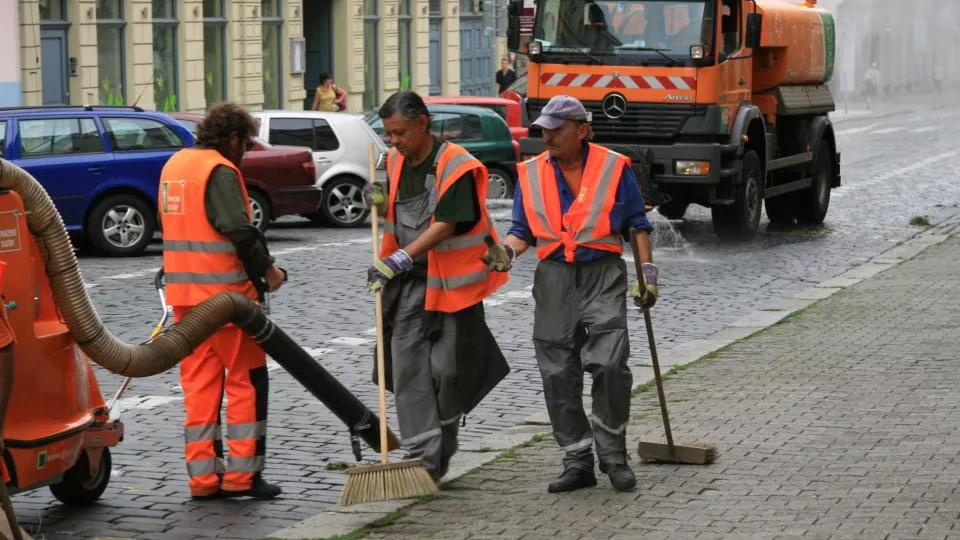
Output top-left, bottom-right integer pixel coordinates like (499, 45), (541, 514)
(745, 13), (763, 49)
(507, 0), (522, 51)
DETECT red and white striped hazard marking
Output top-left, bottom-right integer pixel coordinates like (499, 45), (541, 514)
(540, 72), (697, 90)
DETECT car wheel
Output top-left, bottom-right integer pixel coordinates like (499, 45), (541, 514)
(49, 447), (112, 506)
(247, 190), (271, 233)
(487, 166), (515, 200)
(87, 194), (155, 256)
(319, 177), (370, 227)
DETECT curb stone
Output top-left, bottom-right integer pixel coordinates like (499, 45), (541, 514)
(265, 213), (960, 540)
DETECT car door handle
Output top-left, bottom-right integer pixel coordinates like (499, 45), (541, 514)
(316, 157), (331, 164)
(88, 166), (106, 174)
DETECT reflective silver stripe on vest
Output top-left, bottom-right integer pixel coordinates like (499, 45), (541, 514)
(382, 221), (395, 234)
(438, 150), (476, 191)
(434, 233), (486, 252)
(576, 150), (622, 242)
(184, 424), (220, 443)
(165, 269), (249, 284)
(522, 159), (561, 242)
(226, 421), (267, 440)
(163, 240), (237, 253)
(591, 235), (621, 245)
(186, 458), (223, 477)
(227, 455), (265, 473)
(427, 269), (488, 291)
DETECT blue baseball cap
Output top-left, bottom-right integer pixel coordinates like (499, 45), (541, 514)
(532, 95), (590, 130)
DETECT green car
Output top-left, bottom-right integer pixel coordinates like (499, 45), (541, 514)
(366, 104), (519, 199)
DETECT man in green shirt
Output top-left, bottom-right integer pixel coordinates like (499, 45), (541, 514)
(364, 91), (509, 483)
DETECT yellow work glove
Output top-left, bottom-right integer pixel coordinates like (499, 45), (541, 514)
(632, 262), (659, 310)
(480, 236), (514, 272)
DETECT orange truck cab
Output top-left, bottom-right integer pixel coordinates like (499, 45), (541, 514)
(507, 0), (841, 240)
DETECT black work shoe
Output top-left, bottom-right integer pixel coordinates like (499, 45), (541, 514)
(606, 464), (637, 492)
(548, 468), (597, 493)
(222, 478), (282, 499)
(190, 491), (225, 501)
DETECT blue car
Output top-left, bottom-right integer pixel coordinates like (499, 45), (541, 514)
(0, 105), (195, 256)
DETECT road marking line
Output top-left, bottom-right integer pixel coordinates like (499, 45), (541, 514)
(835, 123), (887, 135)
(872, 127), (905, 134)
(910, 126), (941, 133)
(328, 336), (372, 346)
(116, 395), (182, 411)
(834, 150), (959, 196)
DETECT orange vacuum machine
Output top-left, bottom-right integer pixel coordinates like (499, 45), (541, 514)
(0, 158), (399, 515)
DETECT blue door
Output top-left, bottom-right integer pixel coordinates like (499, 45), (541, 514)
(40, 29), (69, 105)
(459, 17), (494, 96)
(12, 116), (113, 231)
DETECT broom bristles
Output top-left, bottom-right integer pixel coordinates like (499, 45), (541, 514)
(637, 437), (718, 465)
(339, 459), (438, 506)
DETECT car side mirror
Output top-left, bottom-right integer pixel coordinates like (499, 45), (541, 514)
(745, 13), (763, 49)
(507, 0), (522, 52)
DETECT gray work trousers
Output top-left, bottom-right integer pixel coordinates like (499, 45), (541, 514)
(532, 257), (632, 472)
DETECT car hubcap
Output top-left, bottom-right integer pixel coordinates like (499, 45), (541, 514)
(102, 205), (145, 249)
(250, 198), (264, 229)
(488, 173), (509, 200)
(328, 183), (365, 224)
(746, 176), (759, 222)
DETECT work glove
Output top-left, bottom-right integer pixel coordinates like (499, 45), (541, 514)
(480, 236), (514, 272)
(367, 249), (413, 292)
(363, 181), (387, 215)
(631, 262), (660, 310)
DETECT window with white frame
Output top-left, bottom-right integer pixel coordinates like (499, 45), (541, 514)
(97, 0), (125, 105)
(262, 0), (283, 109)
(203, 0), (228, 106)
(153, 0), (178, 111)
(363, 0), (379, 110)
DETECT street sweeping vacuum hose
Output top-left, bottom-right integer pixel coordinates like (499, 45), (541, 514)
(0, 159), (398, 454)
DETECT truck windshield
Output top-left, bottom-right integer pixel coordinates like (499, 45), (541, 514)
(533, 0), (713, 64)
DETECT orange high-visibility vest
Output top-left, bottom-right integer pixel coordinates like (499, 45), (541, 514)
(517, 143), (629, 262)
(380, 142), (508, 313)
(159, 148), (258, 307)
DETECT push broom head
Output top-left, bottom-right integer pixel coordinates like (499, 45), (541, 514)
(637, 438), (718, 465)
(339, 458), (439, 506)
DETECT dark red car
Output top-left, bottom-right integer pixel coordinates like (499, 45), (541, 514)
(169, 112), (322, 232)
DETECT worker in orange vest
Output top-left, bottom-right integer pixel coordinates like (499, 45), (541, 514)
(158, 103), (286, 500)
(0, 261), (14, 487)
(364, 91), (510, 482)
(483, 95), (658, 493)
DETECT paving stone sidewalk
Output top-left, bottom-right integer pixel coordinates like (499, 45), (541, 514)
(359, 235), (960, 540)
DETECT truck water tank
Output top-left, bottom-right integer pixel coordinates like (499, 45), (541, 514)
(752, 0), (836, 92)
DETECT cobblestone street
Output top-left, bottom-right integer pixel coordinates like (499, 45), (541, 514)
(361, 225), (960, 540)
(12, 100), (960, 539)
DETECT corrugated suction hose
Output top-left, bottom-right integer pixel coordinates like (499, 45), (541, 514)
(0, 158), (399, 454)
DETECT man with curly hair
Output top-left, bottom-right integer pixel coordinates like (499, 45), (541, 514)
(159, 102), (286, 500)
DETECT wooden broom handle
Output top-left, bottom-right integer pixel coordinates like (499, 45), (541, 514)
(369, 144), (390, 464)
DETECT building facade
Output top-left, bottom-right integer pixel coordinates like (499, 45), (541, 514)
(4, 0), (508, 113)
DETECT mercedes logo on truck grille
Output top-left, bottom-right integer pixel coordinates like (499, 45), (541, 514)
(602, 93), (627, 119)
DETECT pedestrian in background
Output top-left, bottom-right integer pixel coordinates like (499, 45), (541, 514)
(482, 95), (659, 493)
(311, 72), (346, 112)
(496, 58), (517, 95)
(159, 102), (286, 500)
(363, 91), (510, 483)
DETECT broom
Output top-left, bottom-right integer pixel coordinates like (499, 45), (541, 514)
(629, 229), (717, 465)
(339, 145), (438, 506)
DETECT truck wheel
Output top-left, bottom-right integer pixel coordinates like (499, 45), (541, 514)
(712, 150), (762, 241)
(795, 145), (832, 225)
(657, 202), (688, 220)
(49, 447), (112, 506)
(764, 194), (795, 226)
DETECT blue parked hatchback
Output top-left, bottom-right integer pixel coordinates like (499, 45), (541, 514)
(0, 105), (195, 256)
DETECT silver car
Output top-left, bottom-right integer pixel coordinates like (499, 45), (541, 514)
(252, 110), (388, 227)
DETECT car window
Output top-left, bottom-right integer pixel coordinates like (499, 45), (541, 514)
(460, 114), (483, 140)
(479, 105), (508, 123)
(102, 117), (183, 151)
(434, 112), (461, 139)
(313, 119), (340, 151)
(0, 121), (5, 158)
(366, 116), (391, 145)
(176, 119), (199, 134)
(269, 118), (315, 148)
(19, 118), (105, 158)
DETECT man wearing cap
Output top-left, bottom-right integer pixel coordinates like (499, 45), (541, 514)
(481, 95), (659, 493)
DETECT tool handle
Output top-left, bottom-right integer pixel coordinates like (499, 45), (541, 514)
(369, 144), (390, 465)
(629, 230), (675, 453)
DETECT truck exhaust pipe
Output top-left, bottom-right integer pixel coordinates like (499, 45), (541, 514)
(0, 158), (398, 454)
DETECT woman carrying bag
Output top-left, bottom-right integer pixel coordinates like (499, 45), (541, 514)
(311, 72), (347, 112)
